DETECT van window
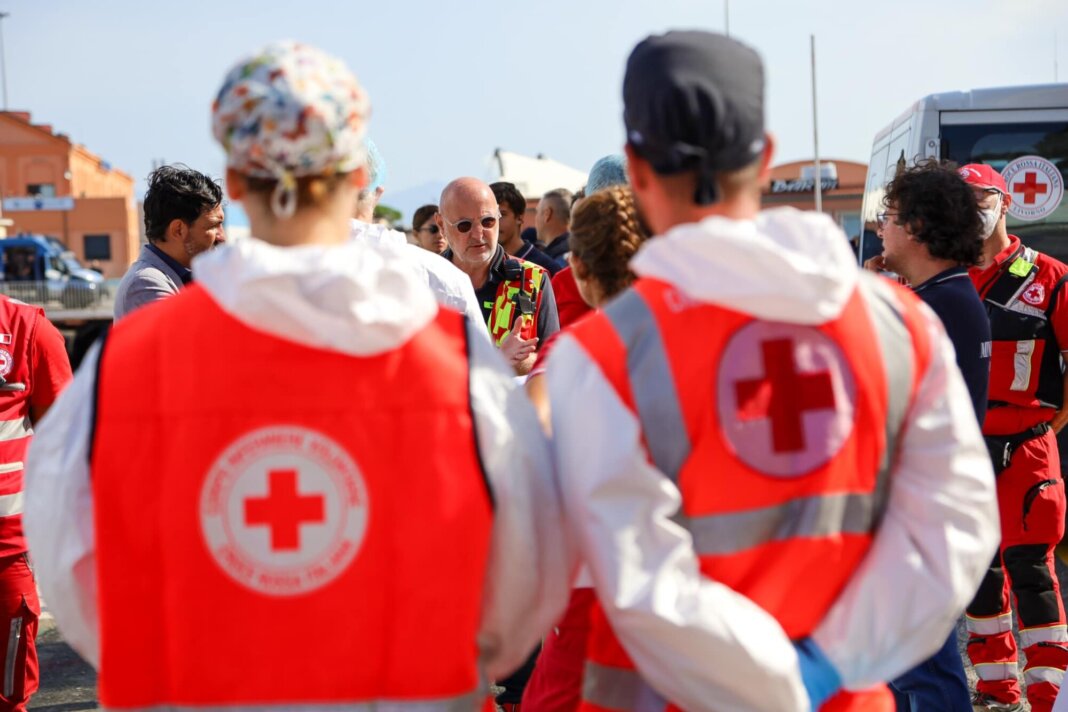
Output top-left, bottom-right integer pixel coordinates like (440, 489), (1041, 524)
(1, 247), (39, 282)
(943, 121), (1068, 261)
(858, 143), (891, 265)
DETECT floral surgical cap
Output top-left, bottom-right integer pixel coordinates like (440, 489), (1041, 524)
(212, 40), (370, 219)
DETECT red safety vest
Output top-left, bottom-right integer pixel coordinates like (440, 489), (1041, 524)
(970, 238), (1068, 434)
(91, 284), (494, 711)
(0, 297), (51, 557)
(571, 275), (932, 712)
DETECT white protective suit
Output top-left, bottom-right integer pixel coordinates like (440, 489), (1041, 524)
(349, 218), (484, 328)
(548, 208), (1000, 712)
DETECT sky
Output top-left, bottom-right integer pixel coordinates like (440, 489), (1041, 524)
(6, 0), (1068, 224)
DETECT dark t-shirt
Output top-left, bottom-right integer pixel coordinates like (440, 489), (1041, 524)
(544, 232), (570, 260)
(514, 242), (565, 276)
(913, 267), (991, 422)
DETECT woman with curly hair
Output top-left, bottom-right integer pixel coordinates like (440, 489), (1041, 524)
(521, 185), (650, 712)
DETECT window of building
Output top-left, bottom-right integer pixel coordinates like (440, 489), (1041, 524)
(27, 183), (55, 198)
(84, 234), (112, 261)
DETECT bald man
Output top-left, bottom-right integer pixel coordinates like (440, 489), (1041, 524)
(438, 178), (559, 376)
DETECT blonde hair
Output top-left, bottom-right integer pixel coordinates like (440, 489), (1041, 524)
(568, 186), (650, 298)
(243, 173), (351, 213)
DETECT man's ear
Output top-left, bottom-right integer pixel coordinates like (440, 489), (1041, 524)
(350, 166), (369, 191)
(624, 143), (650, 192)
(165, 217), (186, 243)
(1001, 192), (1012, 215)
(757, 132), (776, 184)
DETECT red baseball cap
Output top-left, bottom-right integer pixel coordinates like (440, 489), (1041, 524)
(959, 163), (1008, 194)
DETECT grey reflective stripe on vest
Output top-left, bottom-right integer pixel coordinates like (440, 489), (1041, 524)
(582, 662), (667, 712)
(681, 491), (879, 556)
(601, 279), (916, 554)
(105, 691), (483, 712)
(602, 289), (691, 482)
(856, 273), (915, 520)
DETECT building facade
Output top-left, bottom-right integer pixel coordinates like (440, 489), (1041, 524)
(0, 111), (139, 278)
(761, 159), (866, 252)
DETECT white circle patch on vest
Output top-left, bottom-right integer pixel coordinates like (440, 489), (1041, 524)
(0, 349), (12, 378)
(1002, 155), (1064, 222)
(717, 322), (857, 477)
(200, 425), (369, 597)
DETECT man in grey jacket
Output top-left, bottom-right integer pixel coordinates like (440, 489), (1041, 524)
(114, 165), (224, 319)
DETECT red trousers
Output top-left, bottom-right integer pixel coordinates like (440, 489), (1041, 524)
(523, 588), (596, 712)
(0, 555), (38, 712)
(967, 429), (1068, 712)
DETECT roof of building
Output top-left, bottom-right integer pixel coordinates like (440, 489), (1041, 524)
(0, 111), (133, 181)
(492, 150), (588, 199)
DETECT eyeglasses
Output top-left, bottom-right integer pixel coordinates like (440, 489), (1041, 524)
(418, 224), (440, 235)
(444, 215), (499, 234)
(876, 211), (899, 227)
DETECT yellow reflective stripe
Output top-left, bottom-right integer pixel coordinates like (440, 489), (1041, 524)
(1010, 340), (1035, 392)
(967, 612), (1014, 636)
(1025, 666), (1065, 686)
(1020, 624), (1068, 648)
(0, 418), (31, 442)
(974, 662), (1018, 681)
(0, 492), (23, 517)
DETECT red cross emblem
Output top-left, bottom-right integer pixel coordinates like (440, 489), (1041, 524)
(1012, 172), (1049, 205)
(1001, 156), (1064, 222)
(244, 469), (325, 551)
(717, 323), (856, 477)
(201, 426), (369, 596)
(734, 339), (837, 453)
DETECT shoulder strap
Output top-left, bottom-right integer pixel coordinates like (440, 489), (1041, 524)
(985, 245), (1038, 306)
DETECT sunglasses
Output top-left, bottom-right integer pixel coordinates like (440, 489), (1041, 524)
(444, 215), (499, 234)
(418, 224), (440, 235)
(876, 211), (899, 227)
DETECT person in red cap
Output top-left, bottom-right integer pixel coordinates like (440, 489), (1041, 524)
(962, 162), (1068, 712)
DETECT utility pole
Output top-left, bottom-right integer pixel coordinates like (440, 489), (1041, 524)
(811, 34), (822, 214)
(724, 0), (730, 37)
(0, 13), (9, 111)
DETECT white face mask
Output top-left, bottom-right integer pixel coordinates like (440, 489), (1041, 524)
(978, 193), (1002, 240)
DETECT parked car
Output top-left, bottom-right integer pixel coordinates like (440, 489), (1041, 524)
(0, 234), (104, 308)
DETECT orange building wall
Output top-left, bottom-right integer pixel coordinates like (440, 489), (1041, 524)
(70, 145), (134, 199)
(0, 112), (139, 278)
(9, 198), (138, 278)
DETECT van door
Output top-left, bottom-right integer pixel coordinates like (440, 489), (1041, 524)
(941, 109), (1068, 261)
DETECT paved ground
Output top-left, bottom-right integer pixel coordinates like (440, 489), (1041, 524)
(29, 618), (97, 711)
(23, 548), (1068, 710)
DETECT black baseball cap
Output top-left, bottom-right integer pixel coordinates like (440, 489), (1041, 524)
(623, 30), (766, 204)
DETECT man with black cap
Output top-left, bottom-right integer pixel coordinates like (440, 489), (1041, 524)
(547, 30), (998, 711)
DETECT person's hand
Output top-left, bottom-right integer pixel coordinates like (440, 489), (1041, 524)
(1050, 410), (1068, 434)
(499, 323), (538, 371)
(863, 255), (887, 273)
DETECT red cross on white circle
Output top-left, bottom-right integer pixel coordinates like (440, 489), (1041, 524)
(717, 322), (856, 477)
(200, 426), (369, 597)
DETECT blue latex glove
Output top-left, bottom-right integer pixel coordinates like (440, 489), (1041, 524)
(793, 637), (842, 710)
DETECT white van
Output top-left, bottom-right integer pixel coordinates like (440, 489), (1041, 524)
(857, 83), (1068, 266)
